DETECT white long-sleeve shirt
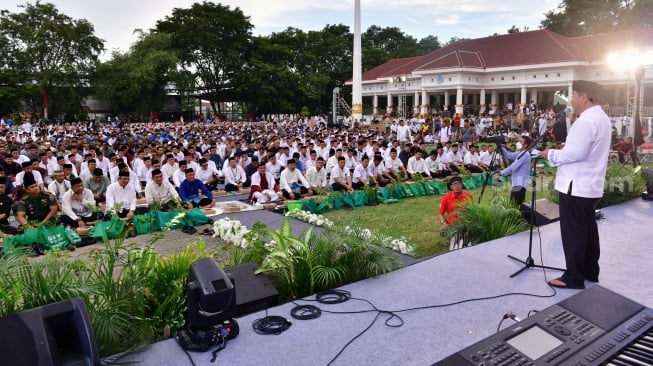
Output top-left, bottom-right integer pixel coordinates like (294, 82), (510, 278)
(305, 167), (328, 188)
(105, 182), (136, 213)
(547, 104), (611, 198)
(145, 180), (179, 204)
(352, 163), (373, 184)
(61, 188), (95, 220)
(279, 168), (310, 191)
(223, 165), (246, 185)
(406, 156), (429, 175)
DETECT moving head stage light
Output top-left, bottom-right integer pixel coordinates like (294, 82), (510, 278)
(177, 258), (239, 354)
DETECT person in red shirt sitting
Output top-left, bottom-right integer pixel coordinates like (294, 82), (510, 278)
(438, 175), (473, 250)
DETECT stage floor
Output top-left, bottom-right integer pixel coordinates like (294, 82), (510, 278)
(120, 198), (652, 366)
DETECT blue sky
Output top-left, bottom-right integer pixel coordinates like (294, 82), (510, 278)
(3, 0), (561, 58)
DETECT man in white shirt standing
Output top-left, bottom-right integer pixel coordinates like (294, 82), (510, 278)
(279, 159), (312, 200)
(395, 120), (411, 148)
(539, 80), (611, 290)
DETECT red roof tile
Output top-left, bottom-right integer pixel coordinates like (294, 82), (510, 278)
(357, 28), (653, 82)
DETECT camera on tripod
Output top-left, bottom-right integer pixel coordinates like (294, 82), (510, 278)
(485, 133), (507, 146)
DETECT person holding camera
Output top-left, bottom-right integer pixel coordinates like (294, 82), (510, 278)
(493, 135), (532, 205)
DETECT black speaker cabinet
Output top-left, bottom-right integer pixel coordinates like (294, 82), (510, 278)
(0, 298), (100, 366)
(521, 198), (560, 226)
(226, 262), (279, 317)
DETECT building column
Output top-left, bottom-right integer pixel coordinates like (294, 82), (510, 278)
(414, 91), (420, 116)
(520, 85), (527, 113)
(491, 90), (498, 113)
(373, 94), (379, 117)
(420, 89), (429, 119)
(455, 86), (464, 115)
(529, 88), (538, 106)
(479, 89), (486, 114)
(444, 90), (450, 110)
(386, 93), (393, 114)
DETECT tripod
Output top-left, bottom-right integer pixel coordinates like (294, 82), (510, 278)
(507, 139), (564, 278)
(477, 145), (505, 204)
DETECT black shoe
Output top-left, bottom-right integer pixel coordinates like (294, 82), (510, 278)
(66, 244), (76, 252)
(127, 229), (137, 238)
(29, 246), (41, 257)
(36, 244), (45, 256)
(185, 226), (197, 234)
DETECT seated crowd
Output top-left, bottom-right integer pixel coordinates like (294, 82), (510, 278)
(0, 116), (516, 237)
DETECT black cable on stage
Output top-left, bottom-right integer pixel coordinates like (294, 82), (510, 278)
(290, 304), (321, 320)
(252, 315), (292, 335)
(316, 289), (351, 304)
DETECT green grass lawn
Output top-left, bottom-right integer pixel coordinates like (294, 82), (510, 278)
(323, 161), (650, 258)
(322, 176), (533, 258)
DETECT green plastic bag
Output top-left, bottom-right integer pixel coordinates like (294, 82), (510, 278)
(352, 191), (367, 206)
(134, 211), (158, 235)
(402, 185), (415, 198)
(39, 225), (72, 250)
(89, 216), (126, 242)
(181, 208), (211, 227)
(2, 227), (41, 253)
(432, 181), (448, 195)
(332, 194), (344, 209)
(423, 182), (436, 195)
(302, 199), (318, 214)
(409, 183), (424, 196)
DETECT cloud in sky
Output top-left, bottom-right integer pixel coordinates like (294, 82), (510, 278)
(1, 0), (561, 56)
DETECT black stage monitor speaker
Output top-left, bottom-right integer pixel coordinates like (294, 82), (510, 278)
(186, 257), (237, 329)
(0, 298), (100, 366)
(226, 262), (279, 317)
(521, 198), (560, 226)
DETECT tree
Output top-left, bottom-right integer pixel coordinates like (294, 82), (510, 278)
(507, 25), (521, 33)
(417, 35), (442, 54)
(362, 26), (421, 70)
(0, 1), (104, 119)
(93, 30), (178, 116)
(156, 2), (253, 114)
(540, 0), (652, 36)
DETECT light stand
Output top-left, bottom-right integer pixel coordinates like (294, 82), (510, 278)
(507, 138), (565, 278)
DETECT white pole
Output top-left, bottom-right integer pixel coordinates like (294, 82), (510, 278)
(351, 0), (363, 121)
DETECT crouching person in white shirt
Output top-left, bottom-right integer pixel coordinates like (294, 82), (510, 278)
(249, 165), (280, 203)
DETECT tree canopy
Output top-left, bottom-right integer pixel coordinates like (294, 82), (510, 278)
(540, 0), (653, 36)
(0, 1), (104, 120)
(155, 1), (253, 114)
(93, 30), (178, 115)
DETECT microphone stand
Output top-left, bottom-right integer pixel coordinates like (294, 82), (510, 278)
(507, 135), (565, 278)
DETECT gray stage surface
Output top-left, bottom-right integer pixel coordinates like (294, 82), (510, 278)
(120, 199), (652, 366)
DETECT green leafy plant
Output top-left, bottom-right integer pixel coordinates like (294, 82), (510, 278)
(600, 163), (646, 207)
(252, 218), (400, 300)
(444, 199), (529, 246)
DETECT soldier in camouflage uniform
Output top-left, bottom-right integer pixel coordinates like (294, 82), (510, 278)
(16, 172), (58, 228)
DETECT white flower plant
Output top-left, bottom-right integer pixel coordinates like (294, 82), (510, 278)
(213, 211), (415, 259)
(284, 208), (334, 228)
